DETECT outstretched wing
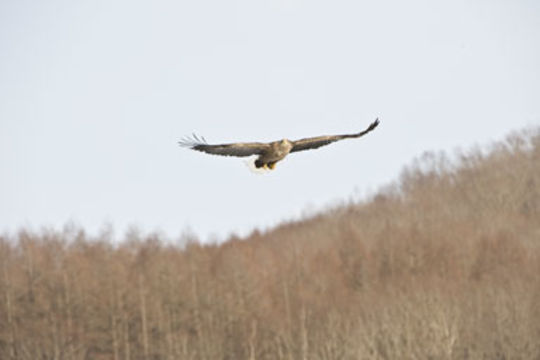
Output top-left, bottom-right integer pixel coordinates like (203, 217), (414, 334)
(290, 118), (379, 153)
(178, 134), (270, 157)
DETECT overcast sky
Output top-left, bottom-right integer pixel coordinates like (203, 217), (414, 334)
(1, 0), (539, 242)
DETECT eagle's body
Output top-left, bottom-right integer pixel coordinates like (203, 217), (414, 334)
(179, 119), (379, 170)
(254, 139), (294, 169)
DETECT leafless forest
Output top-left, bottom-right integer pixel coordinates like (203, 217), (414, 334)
(2, 128), (540, 360)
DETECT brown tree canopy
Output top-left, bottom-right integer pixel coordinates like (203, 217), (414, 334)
(1, 127), (540, 359)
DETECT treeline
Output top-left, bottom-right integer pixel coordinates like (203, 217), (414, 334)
(1, 128), (540, 359)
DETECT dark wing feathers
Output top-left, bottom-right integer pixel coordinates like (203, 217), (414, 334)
(290, 118), (379, 153)
(178, 135), (269, 157)
(179, 118), (379, 158)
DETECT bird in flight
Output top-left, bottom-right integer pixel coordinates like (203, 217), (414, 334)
(179, 118), (380, 170)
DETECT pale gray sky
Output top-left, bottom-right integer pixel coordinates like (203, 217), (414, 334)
(1, 0), (539, 241)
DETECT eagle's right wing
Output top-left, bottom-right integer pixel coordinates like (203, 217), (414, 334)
(290, 118), (379, 153)
(179, 135), (270, 157)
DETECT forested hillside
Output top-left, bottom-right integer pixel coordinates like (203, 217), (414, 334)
(1, 128), (540, 359)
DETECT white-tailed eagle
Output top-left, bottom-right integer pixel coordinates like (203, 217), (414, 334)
(179, 118), (380, 170)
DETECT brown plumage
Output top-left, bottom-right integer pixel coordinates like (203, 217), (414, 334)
(179, 118), (379, 170)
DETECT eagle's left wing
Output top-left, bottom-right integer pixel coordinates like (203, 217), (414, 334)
(179, 134), (270, 157)
(290, 118), (379, 153)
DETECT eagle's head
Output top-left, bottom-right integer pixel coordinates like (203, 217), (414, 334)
(279, 139), (293, 151)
